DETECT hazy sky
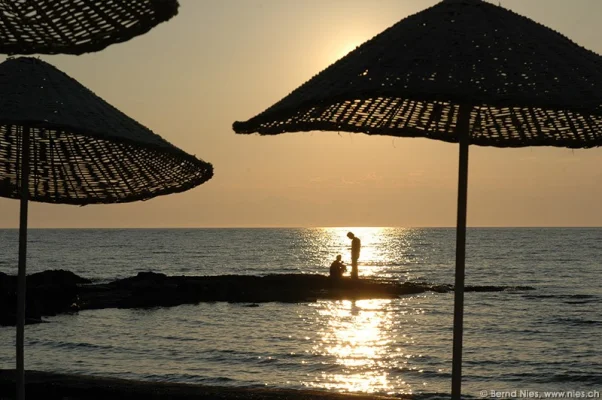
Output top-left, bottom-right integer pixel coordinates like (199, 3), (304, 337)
(1, 0), (602, 228)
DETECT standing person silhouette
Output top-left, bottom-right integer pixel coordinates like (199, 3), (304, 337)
(347, 232), (361, 279)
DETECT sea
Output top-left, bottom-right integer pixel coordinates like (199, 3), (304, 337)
(0, 228), (600, 398)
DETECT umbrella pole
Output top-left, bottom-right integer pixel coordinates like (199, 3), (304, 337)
(16, 126), (30, 400)
(451, 105), (471, 400)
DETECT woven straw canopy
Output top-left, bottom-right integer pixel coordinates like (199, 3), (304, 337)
(0, 0), (179, 55)
(0, 57), (213, 205)
(234, 0), (602, 149)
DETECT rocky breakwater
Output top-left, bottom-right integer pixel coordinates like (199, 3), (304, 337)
(0, 269), (90, 326)
(0, 270), (535, 326)
(81, 272), (432, 309)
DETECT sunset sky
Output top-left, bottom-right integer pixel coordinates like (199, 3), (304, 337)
(1, 0), (602, 228)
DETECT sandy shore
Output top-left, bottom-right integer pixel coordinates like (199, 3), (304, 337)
(0, 370), (403, 400)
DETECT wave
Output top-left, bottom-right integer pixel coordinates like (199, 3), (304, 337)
(552, 316), (602, 325)
(505, 371), (602, 384)
(39, 340), (115, 351)
(549, 372), (602, 383)
(523, 294), (599, 303)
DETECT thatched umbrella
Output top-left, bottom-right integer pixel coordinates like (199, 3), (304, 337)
(0, 56), (212, 399)
(233, 0), (602, 397)
(0, 2), (181, 398)
(0, 0), (179, 55)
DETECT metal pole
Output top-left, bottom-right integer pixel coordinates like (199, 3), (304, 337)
(16, 126), (30, 400)
(451, 105), (471, 400)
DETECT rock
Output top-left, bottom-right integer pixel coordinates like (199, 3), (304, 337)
(28, 269), (92, 287)
(1, 269), (537, 326)
(0, 270), (89, 327)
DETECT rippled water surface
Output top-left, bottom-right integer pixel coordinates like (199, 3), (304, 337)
(0, 228), (600, 397)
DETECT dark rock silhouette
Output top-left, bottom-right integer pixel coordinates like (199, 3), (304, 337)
(0, 270), (535, 326)
(0, 270), (90, 326)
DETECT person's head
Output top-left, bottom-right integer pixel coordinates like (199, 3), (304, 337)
(336, 255), (342, 261)
(347, 232), (355, 239)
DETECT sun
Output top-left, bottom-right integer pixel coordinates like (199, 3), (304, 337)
(334, 41), (362, 61)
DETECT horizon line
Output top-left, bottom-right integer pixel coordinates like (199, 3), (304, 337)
(1, 226), (601, 229)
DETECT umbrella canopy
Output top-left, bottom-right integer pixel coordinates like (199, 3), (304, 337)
(233, 0), (602, 398)
(0, 57), (213, 204)
(234, 0), (602, 148)
(0, 3), (184, 399)
(3, 56), (212, 400)
(0, 0), (179, 55)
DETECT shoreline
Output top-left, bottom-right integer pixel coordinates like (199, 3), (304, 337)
(0, 370), (403, 400)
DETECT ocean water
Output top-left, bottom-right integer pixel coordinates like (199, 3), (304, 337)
(0, 228), (600, 398)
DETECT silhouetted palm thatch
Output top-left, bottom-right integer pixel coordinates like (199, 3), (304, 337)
(0, 57), (213, 205)
(0, 0), (179, 55)
(234, 0), (602, 149)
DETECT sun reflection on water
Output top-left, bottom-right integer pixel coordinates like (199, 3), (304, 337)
(298, 228), (433, 394)
(304, 299), (420, 395)
(316, 227), (417, 280)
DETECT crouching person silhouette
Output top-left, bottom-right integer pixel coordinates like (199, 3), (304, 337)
(329, 255), (347, 279)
